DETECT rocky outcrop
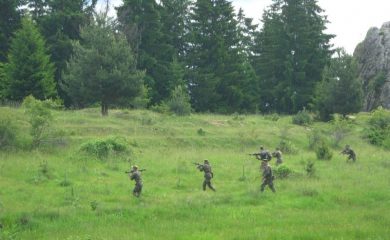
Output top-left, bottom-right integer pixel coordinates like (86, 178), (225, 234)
(354, 22), (390, 111)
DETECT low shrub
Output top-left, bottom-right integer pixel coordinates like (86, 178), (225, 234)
(305, 160), (316, 177)
(273, 165), (293, 179)
(292, 109), (313, 126)
(278, 140), (298, 154)
(166, 85), (191, 116)
(80, 136), (130, 160)
(315, 142), (333, 160)
(0, 110), (18, 149)
(365, 107), (390, 148)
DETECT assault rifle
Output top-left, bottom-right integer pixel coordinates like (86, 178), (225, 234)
(248, 153), (261, 156)
(125, 169), (146, 174)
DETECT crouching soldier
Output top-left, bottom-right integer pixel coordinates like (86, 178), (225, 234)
(260, 161), (275, 193)
(341, 145), (356, 163)
(195, 160), (216, 192)
(272, 147), (283, 165)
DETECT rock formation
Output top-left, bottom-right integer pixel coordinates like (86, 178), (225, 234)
(354, 21), (390, 111)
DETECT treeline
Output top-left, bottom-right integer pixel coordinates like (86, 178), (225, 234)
(0, 0), (363, 119)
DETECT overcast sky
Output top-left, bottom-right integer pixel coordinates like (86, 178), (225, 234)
(98, 0), (390, 54)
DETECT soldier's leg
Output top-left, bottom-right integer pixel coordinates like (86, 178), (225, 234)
(268, 181), (276, 193)
(203, 180), (207, 191)
(260, 180), (267, 192)
(207, 181), (216, 191)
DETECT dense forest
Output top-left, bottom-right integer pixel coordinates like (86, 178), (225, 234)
(0, 0), (363, 118)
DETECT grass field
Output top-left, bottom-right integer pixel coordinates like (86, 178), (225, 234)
(1, 107), (389, 239)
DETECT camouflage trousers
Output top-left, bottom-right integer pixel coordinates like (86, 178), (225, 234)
(260, 178), (275, 192)
(276, 158), (283, 165)
(203, 179), (216, 191)
(133, 182), (143, 197)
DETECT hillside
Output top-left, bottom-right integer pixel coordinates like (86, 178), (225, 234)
(0, 107), (389, 239)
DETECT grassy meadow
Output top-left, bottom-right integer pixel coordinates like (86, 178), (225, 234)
(0, 107), (389, 239)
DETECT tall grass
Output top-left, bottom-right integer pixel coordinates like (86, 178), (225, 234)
(0, 107), (389, 239)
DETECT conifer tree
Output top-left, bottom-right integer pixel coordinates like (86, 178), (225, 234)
(4, 18), (56, 101)
(253, 0), (333, 113)
(62, 14), (145, 116)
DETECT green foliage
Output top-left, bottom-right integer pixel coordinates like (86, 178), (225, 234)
(365, 107), (390, 147)
(22, 95), (53, 148)
(0, 108), (18, 149)
(197, 128), (206, 136)
(4, 17), (56, 101)
(308, 128), (326, 150)
(62, 13), (145, 116)
(80, 136), (130, 160)
(315, 142), (333, 160)
(278, 140), (298, 154)
(292, 109), (313, 126)
(187, 0), (258, 113)
(305, 160), (316, 177)
(166, 85), (191, 116)
(313, 49), (363, 121)
(273, 165), (293, 179)
(0, 0), (22, 62)
(330, 117), (353, 147)
(253, 0), (333, 113)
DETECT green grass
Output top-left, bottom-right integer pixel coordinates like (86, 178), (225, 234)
(0, 107), (389, 239)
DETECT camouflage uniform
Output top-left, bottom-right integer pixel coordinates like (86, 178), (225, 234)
(260, 162), (275, 193)
(256, 147), (272, 162)
(129, 168), (143, 197)
(272, 149), (283, 165)
(198, 160), (216, 191)
(341, 145), (356, 162)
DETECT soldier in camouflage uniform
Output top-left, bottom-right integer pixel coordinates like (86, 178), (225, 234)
(260, 161), (275, 193)
(256, 146), (272, 162)
(197, 160), (216, 192)
(341, 145), (356, 162)
(272, 147), (283, 165)
(129, 165), (143, 197)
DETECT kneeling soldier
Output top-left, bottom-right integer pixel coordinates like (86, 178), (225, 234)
(260, 161), (275, 193)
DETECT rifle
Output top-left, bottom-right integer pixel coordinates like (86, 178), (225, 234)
(248, 153), (261, 156)
(125, 169), (146, 174)
(193, 162), (202, 166)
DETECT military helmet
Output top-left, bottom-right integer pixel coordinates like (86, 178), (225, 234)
(132, 165), (138, 170)
(204, 159), (209, 163)
(260, 146), (264, 150)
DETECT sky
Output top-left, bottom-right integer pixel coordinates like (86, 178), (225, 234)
(97, 0), (390, 54)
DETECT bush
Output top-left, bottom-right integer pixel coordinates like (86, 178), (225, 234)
(264, 113), (280, 121)
(22, 95), (53, 148)
(166, 85), (191, 116)
(273, 165), (293, 179)
(331, 117), (352, 147)
(315, 142), (333, 160)
(305, 160), (316, 177)
(278, 140), (298, 154)
(80, 136), (130, 160)
(0, 110), (18, 149)
(292, 109), (313, 126)
(365, 108), (390, 147)
(308, 128), (326, 150)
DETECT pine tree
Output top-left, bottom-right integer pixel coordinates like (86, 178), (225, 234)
(188, 0), (256, 113)
(4, 18), (56, 101)
(117, 0), (177, 105)
(62, 14), (145, 116)
(313, 49), (363, 121)
(253, 0), (333, 113)
(0, 0), (22, 62)
(27, 0), (97, 104)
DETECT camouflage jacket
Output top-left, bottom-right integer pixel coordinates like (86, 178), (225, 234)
(130, 171), (142, 184)
(262, 165), (273, 180)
